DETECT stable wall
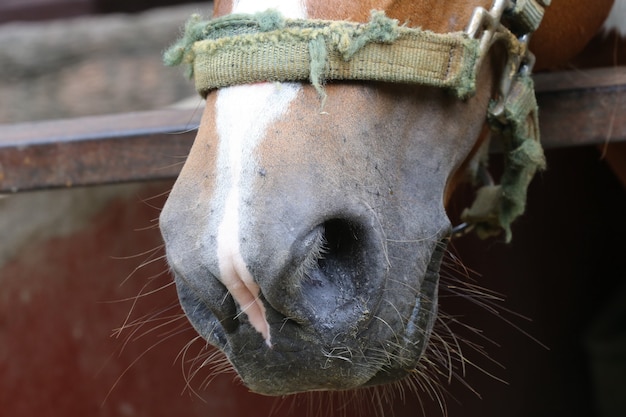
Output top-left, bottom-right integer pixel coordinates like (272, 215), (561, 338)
(1, 2), (625, 417)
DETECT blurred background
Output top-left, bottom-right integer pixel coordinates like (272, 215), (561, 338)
(0, 1), (624, 416)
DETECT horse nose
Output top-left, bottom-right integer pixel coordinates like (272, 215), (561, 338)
(256, 217), (382, 334)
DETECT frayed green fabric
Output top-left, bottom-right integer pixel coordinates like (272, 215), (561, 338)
(163, 10), (287, 78)
(163, 9), (401, 70)
(164, 9), (480, 99)
(496, 76), (546, 241)
(462, 73), (546, 242)
(337, 10), (400, 59)
(307, 36), (328, 100)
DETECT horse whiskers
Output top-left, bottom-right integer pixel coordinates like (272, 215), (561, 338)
(440, 283), (504, 306)
(109, 257), (209, 399)
(363, 247), (514, 411)
(435, 308), (496, 348)
(440, 260), (475, 284)
(439, 269), (505, 303)
(116, 246), (167, 285)
(131, 217), (162, 232)
(423, 345), (499, 399)
(110, 278), (176, 306)
(290, 245), (508, 413)
(113, 244), (170, 335)
(176, 336), (235, 398)
(421, 345), (479, 398)
(426, 323), (460, 383)
(114, 304), (187, 354)
(176, 335), (208, 400)
(441, 245), (476, 274)
(373, 314), (402, 345)
(201, 353), (233, 379)
(154, 159), (190, 174)
(366, 345), (409, 370)
(282, 388), (389, 417)
(426, 316), (510, 396)
(407, 365), (451, 416)
(116, 228), (521, 416)
(103, 321), (196, 406)
(112, 306), (184, 340)
(368, 386), (394, 417)
(435, 312), (495, 349)
(141, 188), (173, 205)
(109, 243), (165, 261)
(394, 375), (430, 417)
(382, 276), (420, 293)
(116, 267), (174, 337)
(439, 268), (548, 349)
(119, 311), (188, 347)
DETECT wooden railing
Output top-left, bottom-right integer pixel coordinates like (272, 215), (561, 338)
(1, 67), (624, 193)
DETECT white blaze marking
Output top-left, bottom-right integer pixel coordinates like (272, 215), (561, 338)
(602, 0), (626, 36)
(214, 0), (306, 347)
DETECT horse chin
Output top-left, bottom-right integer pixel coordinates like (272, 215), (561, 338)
(172, 222), (447, 396)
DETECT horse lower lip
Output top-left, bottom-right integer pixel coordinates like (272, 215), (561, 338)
(361, 237), (446, 388)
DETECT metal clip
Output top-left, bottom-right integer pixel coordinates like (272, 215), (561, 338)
(489, 34), (535, 122)
(465, 0), (513, 76)
(465, 0), (540, 123)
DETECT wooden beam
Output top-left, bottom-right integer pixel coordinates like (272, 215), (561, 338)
(0, 67), (624, 193)
(0, 109), (200, 192)
(534, 67), (626, 149)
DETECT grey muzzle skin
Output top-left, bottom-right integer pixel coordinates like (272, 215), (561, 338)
(159, 78), (497, 395)
(170, 216), (447, 395)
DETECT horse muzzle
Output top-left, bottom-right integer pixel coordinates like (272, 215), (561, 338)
(161, 180), (447, 394)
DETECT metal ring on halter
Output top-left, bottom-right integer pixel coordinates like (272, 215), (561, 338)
(451, 222), (474, 238)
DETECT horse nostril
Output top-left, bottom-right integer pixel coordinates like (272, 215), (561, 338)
(316, 219), (365, 281)
(291, 218), (371, 329)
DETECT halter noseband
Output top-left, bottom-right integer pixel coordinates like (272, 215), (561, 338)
(165, 0), (549, 241)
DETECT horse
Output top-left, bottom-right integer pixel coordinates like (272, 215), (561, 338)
(159, 0), (616, 398)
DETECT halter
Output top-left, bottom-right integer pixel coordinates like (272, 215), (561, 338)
(164, 0), (549, 241)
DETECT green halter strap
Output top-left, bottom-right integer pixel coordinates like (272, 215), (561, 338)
(164, 9), (481, 100)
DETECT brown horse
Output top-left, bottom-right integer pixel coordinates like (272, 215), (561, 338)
(159, 0), (615, 396)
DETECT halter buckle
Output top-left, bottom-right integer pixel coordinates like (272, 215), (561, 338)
(465, 0), (513, 74)
(465, 0), (542, 122)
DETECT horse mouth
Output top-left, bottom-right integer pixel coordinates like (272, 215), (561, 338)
(172, 212), (447, 395)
